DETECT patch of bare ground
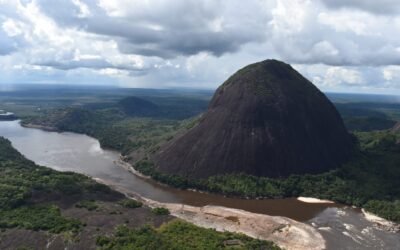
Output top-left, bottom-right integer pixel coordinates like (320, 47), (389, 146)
(159, 203), (326, 250)
(0, 197), (172, 250)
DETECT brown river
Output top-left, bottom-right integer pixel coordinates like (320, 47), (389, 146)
(0, 120), (398, 249)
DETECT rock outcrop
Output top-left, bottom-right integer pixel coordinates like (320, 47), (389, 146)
(154, 59), (354, 178)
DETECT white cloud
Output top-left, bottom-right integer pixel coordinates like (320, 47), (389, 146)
(98, 68), (129, 77)
(318, 12), (369, 35)
(71, 0), (91, 18)
(324, 67), (363, 86)
(320, 0), (400, 15)
(382, 66), (400, 88)
(270, 0), (308, 34)
(97, 0), (127, 17)
(2, 19), (24, 37)
(0, 0), (400, 93)
(37, 0), (270, 58)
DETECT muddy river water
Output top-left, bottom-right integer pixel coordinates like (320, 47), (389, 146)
(0, 120), (398, 249)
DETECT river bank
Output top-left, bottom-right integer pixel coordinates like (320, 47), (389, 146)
(94, 177), (326, 250)
(362, 209), (400, 233)
(111, 158), (330, 249)
(22, 122), (59, 132)
(297, 197), (334, 204)
(115, 157), (400, 234)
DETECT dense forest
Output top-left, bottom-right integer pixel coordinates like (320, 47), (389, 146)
(336, 102), (400, 132)
(22, 106), (201, 160)
(22, 107), (189, 155)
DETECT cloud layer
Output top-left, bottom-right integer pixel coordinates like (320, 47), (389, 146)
(1, 0), (400, 93)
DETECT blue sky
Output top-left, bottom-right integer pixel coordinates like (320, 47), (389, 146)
(1, 0), (400, 94)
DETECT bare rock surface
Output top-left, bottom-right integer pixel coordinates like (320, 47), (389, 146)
(155, 59), (354, 178)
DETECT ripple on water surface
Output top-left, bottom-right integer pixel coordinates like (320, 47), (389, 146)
(310, 207), (400, 249)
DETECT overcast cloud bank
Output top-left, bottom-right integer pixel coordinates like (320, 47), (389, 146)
(1, 0), (400, 93)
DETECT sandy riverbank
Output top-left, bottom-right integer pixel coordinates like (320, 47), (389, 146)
(297, 197), (334, 204)
(94, 177), (326, 250)
(362, 209), (399, 233)
(154, 202), (325, 250)
(120, 160), (400, 231)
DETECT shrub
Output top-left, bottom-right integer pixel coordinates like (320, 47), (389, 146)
(118, 199), (143, 209)
(75, 200), (99, 211)
(151, 207), (170, 215)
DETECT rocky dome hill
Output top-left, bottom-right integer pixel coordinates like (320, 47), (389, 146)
(153, 59), (355, 178)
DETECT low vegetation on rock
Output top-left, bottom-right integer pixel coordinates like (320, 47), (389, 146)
(96, 220), (280, 250)
(75, 200), (99, 211)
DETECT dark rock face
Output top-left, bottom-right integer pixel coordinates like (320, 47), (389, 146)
(154, 60), (355, 179)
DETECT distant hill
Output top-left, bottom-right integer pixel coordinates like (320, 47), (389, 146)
(334, 102), (399, 132)
(118, 96), (160, 117)
(117, 96), (209, 119)
(344, 117), (396, 132)
(154, 59), (355, 178)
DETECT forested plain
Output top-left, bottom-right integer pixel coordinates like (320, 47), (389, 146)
(2, 86), (400, 223)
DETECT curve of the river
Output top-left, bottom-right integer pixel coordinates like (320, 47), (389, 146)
(0, 120), (398, 249)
